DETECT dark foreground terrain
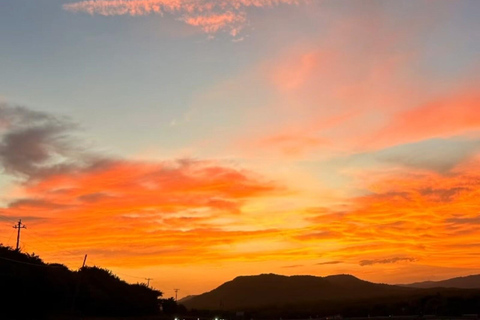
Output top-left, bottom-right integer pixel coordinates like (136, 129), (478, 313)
(0, 245), (183, 319)
(181, 274), (480, 318)
(1, 245), (479, 320)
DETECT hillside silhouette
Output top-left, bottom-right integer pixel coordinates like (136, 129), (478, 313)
(403, 274), (480, 289)
(182, 273), (413, 310)
(182, 273), (480, 318)
(0, 244), (162, 319)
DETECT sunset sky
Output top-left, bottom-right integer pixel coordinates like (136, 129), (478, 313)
(1, 0), (480, 298)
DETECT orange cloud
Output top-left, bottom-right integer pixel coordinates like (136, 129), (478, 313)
(1, 158), (285, 267)
(0, 103), (295, 270)
(295, 158), (480, 271)
(63, 0), (307, 36)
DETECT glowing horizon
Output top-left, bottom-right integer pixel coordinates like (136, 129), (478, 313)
(1, 0), (479, 299)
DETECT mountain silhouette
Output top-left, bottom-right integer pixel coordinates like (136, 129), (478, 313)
(403, 274), (480, 289)
(182, 273), (413, 310)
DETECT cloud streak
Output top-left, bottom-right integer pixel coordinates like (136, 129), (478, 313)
(63, 0), (306, 37)
(316, 261), (342, 265)
(360, 257), (416, 266)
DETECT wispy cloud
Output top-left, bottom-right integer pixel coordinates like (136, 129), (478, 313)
(371, 87), (480, 148)
(0, 103), (103, 181)
(316, 261), (342, 265)
(282, 264), (303, 268)
(224, 6), (480, 159)
(63, 0), (306, 37)
(346, 138), (480, 174)
(446, 215), (480, 225)
(360, 257), (416, 266)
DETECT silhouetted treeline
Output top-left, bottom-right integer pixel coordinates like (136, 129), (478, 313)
(186, 289), (480, 320)
(237, 289), (480, 319)
(162, 297), (188, 315)
(0, 245), (163, 319)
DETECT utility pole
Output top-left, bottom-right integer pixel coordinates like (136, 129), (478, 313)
(82, 254), (88, 268)
(174, 288), (179, 301)
(72, 254), (88, 313)
(13, 219), (26, 251)
(145, 277), (153, 288)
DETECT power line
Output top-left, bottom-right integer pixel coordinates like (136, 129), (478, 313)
(4, 228), (15, 246)
(26, 231), (78, 256)
(112, 270), (149, 280)
(1, 216), (25, 225)
(0, 256), (65, 268)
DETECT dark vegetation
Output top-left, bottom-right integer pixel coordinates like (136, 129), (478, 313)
(182, 274), (480, 319)
(2, 245), (479, 320)
(0, 244), (180, 319)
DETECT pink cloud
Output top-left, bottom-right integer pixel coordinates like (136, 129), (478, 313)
(184, 12), (246, 36)
(236, 45), (413, 157)
(256, 133), (328, 157)
(232, 9), (480, 157)
(369, 86), (480, 148)
(63, 0), (307, 36)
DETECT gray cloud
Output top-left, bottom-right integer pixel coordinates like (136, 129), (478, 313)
(0, 213), (46, 222)
(375, 138), (480, 173)
(78, 192), (116, 203)
(419, 187), (469, 203)
(8, 198), (72, 210)
(0, 103), (107, 181)
(343, 138), (480, 174)
(359, 257), (416, 266)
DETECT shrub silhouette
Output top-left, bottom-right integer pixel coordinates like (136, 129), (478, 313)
(0, 244), (162, 319)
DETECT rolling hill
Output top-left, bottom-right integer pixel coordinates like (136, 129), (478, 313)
(181, 273), (414, 310)
(403, 274), (480, 289)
